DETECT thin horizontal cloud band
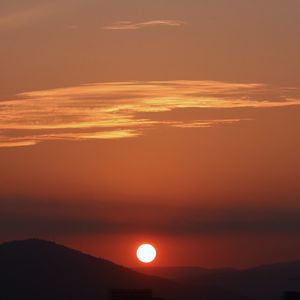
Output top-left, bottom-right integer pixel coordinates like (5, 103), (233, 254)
(0, 80), (299, 148)
(103, 20), (185, 30)
(1, 208), (299, 236)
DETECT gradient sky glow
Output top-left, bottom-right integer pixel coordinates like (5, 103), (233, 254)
(0, 0), (300, 268)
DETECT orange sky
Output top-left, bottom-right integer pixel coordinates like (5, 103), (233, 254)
(0, 0), (300, 267)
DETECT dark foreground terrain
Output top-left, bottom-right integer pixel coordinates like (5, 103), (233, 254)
(138, 262), (300, 300)
(0, 239), (246, 300)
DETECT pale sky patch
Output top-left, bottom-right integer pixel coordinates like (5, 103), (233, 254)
(0, 4), (53, 31)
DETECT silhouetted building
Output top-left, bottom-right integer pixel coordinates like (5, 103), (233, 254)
(109, 289), (164, 300)
(283, 291), (300, 300)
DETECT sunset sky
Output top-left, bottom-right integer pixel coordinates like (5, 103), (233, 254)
(0, 0), (300, 268)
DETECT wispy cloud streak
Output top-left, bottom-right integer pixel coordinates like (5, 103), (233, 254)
(0, 5), (53, 31)
(0, 80), (299, 148)
(103, 20), (185, 30)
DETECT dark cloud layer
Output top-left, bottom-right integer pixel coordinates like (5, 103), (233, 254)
(1, 199), (299, 237)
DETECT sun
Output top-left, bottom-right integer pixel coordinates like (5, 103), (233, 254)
(136, 244), (157, 263)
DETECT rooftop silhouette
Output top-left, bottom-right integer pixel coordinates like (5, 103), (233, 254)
(110, 289), (164, 300)
(283, 292), (300, 300)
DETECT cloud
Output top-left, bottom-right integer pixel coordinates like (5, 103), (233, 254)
(0, 5), (53, 31)
(1, 199), (299, 236)
(0, 130), (140, 148)
(169, 119), (251, 128)
(0, 80), (299, 148)
(103, 20), (185, 30)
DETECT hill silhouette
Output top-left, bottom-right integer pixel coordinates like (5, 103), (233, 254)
(0, 239), (246, 300)
(137, 266), (236, 281)
(138, 262), (300, 300)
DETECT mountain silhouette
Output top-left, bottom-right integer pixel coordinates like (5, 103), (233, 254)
(0, 239), (247, 300)
(137, 266), (236, 281)
(138, 262), (300, 300)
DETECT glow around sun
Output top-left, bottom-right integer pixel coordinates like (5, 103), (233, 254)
(136, 244), (157, 263)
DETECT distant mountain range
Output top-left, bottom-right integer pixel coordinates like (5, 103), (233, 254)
(137, 266), (237, 280)
(0, 239), (246, 300)
(138, 262), (300, 300)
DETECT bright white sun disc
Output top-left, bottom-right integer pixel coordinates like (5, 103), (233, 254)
(136, 244), (156, 263)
